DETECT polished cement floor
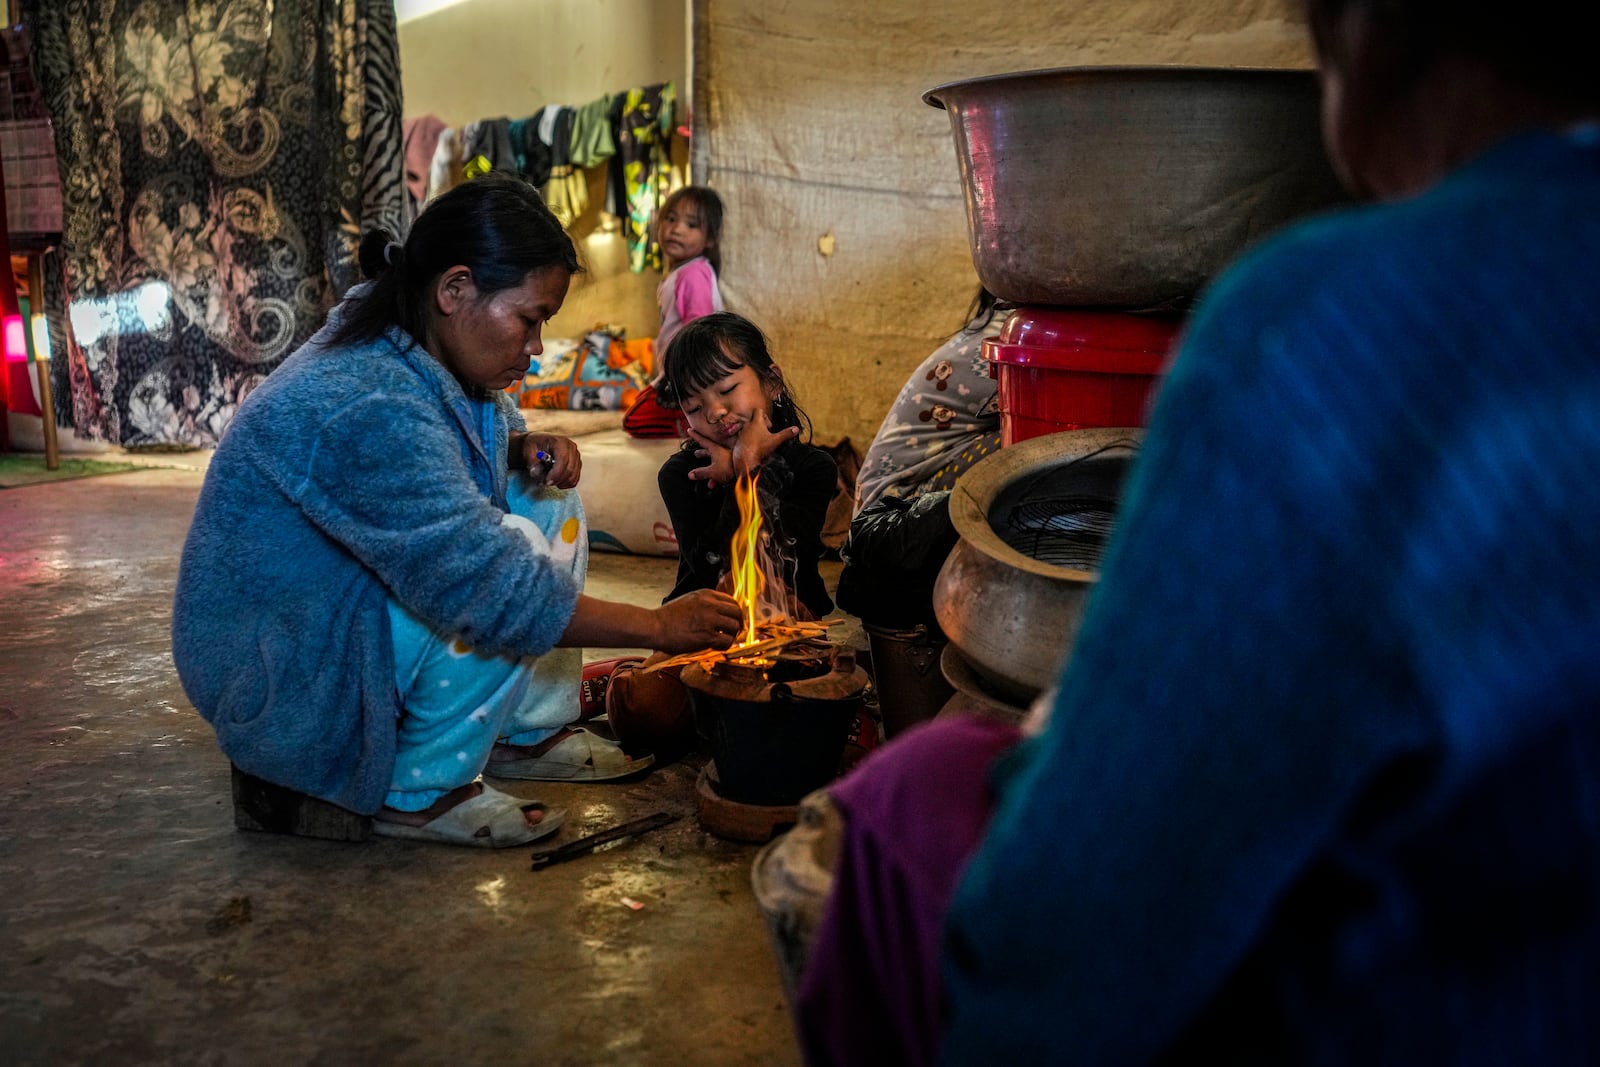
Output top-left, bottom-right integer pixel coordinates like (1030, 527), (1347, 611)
(0, 457), (840, 1066)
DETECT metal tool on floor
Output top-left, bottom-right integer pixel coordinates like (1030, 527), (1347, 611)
(530, 811), (679, 870)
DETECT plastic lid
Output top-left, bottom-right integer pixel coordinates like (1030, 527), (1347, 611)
(998, 307), (1182, 352)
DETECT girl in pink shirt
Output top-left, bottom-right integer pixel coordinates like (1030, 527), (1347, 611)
(654, 185), (725, 361)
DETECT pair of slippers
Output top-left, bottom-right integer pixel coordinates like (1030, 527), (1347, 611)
(373, 728), (655, 849)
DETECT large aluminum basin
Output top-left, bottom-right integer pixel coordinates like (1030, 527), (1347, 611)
(924, 66), (1348, 309)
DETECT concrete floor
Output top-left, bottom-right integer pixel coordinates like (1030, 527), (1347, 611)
(0, 459), (843, 1066)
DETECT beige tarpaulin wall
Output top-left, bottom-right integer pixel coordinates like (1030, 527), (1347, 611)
(693, 0), (1314, 444)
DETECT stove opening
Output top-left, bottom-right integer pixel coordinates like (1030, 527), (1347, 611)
(987, 441), (1137, 570)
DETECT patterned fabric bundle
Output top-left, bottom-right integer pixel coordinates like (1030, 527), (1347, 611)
(23, 0), (406, 446)
(515, 331), (652, 411)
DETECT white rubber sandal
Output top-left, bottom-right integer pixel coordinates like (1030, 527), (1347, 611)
(484, 727), (656, 782)
(372, 783), (566, 848)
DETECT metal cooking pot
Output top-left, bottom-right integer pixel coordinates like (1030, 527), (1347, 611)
(924, 66), (1348, 309)
(933, 428), (1142, 704)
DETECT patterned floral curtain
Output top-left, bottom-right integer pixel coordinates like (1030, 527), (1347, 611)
(22, 0), (405, 446)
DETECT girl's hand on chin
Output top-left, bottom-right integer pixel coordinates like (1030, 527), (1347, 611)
(730, 412), (799, 475)
(686, 428), (736, 486)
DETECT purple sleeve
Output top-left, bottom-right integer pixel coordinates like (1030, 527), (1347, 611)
(795, 717), (1022, 1067)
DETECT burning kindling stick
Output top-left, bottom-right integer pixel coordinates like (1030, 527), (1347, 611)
(643, 466), (841, 676)
(729, 468), (765, 646)
(641, 619), (841, 675)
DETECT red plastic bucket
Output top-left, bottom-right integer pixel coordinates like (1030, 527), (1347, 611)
(985, 308), (1181, 444)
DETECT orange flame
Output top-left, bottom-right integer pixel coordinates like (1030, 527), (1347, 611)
(729, 470), (765, 647)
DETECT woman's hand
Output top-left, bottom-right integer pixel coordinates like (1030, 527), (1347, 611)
(653, 589), (744, 652)
(520, 433), (582, 488)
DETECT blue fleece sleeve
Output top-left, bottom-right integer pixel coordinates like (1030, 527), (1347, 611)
(281, 389), (578, 658)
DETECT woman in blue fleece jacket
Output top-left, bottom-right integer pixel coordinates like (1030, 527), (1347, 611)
(172, 174), (741, 848)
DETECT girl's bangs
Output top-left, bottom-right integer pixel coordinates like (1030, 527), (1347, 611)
(662, 345), (746, 405)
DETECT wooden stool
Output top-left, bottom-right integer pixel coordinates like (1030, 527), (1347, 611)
(231, 765), (371, 841)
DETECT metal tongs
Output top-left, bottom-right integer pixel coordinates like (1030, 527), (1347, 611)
(530, 811), (679, 870)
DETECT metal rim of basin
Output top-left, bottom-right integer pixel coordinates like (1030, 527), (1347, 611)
(922, 64), (1317, 111)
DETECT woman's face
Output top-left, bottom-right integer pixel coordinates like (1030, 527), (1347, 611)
(678, 359), (777, 443)
(429, 265), (571, 393)
(1313, 4), (1375, 196)
(657, 200), (712, 268)
(1310, 0), (1429, 199)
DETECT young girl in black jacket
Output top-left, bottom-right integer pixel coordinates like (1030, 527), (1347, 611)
(655, 312), (837, 621)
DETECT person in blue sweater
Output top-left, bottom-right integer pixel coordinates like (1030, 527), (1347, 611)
(786, 0), (1600, 1062)
(173, 174), (741, 849)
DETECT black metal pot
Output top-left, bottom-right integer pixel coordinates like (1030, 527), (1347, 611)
(684, 655), (869, 807)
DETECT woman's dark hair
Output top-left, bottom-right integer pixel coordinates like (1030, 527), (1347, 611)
(658, 185), (725, 275)
(1307, 0), (1600, 106)
(331, 172), (582, 347)
(655, 311), (813, 441)
(962, 286), (1011, 334)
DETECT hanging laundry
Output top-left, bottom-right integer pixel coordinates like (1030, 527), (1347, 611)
(540, 105), (583, 227)
(507, 115), (533, 176)
(402, 114), (447, 213)
(425, 126), (459, 202)
(462, 116), (515, 179)
(612, 82), (677, 272)
(605, 92), (629, 219)
(570, 93), (617, 170)
(519, 106), (556, 186)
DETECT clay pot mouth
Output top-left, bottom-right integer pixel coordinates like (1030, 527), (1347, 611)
(934, 428), (1145, 704)
(682, 644), (865, 703)
(922, 64), (1320, 111)
(946, 428), (1141, 580)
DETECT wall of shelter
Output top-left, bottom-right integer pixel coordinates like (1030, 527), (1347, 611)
(694, 0), (1315, 445)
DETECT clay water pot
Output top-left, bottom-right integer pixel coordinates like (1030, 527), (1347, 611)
(933, 428), (1142, 704)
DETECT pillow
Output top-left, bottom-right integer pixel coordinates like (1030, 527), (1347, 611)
(621, 383), (685, 438)
(516, 330), (651, 410)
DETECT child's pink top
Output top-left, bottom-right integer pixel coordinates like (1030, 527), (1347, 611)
(656, 257), (724, 362)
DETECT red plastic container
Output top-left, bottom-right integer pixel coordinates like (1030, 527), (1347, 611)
(985, 308), (1181, 444)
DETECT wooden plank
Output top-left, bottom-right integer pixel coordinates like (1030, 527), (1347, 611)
(231, 765), (372, 842)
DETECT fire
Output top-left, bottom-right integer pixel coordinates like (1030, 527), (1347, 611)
(729, 469), (766, 647)
(637, 469), (843, 677)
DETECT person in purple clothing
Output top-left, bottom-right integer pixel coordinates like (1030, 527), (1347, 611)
(778, 0), (1600, 1063)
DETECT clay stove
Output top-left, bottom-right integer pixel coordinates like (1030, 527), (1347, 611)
(645, 471), (871, 841)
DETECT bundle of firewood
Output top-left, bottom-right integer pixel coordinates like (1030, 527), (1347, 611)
(642, 619), (840, 674)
